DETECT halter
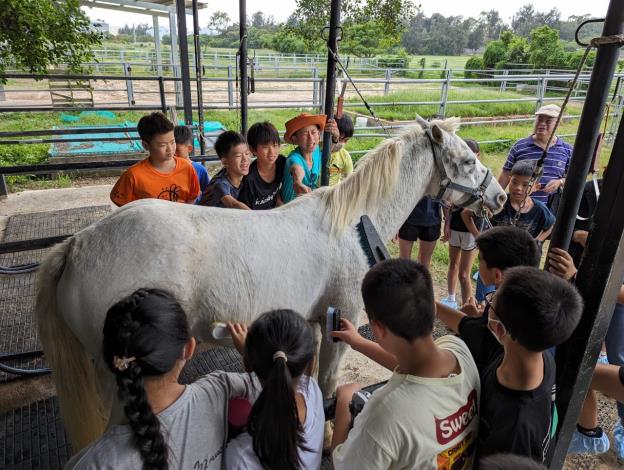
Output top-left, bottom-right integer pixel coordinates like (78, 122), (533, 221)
(424, 131), (493, 212)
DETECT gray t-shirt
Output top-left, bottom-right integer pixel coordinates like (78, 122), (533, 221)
(65, 371), (259, 470)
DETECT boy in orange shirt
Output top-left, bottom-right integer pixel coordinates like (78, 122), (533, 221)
(110, 112), (200, 206)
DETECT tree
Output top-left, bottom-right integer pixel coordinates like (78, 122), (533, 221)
(251, 11), (275, 29)
(0, 0), (102, 79)
(209, 11), (231, 34)
(291, 0), (415, 53)
(529, 25), (566, 68)
(479, 10), (505, 43)
(483, 40), (507, 68)
(507, 36), (530, 64)
(512, 5), (561, 38)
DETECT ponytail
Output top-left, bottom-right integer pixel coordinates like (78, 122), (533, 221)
(245, 310), (314, 470)
(103, 289), (190, 470)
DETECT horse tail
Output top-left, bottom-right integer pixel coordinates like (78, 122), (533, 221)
(35, 237), (106, 451)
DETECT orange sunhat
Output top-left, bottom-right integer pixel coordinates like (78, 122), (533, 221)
(284, 113), (327, 144)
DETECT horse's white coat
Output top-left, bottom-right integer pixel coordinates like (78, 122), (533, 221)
(36, 119), (506, 450)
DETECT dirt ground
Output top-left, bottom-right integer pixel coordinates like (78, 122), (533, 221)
(0, 183), (621, 468)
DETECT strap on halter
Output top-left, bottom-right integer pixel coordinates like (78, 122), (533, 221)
(424, 131), (492, 209)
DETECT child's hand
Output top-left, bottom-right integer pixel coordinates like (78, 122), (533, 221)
(326, 118), (340, 142)
(573, 230), (589, 247)
(294, 182), (311, 196)
(391, 233), (399, 244)
(547, 248), (577, 281)
(331, 318), (362, 348)
(441, 223), (451, 242)
(461, 297), (484, 317)
(227, 322), (248, 355)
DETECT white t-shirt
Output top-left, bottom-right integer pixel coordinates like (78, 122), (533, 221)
(225, 375), (324, 470)
(333, 336), (480, 470)
(65, 371), (259, 470)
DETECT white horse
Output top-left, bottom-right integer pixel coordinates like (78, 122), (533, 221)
(35, 117), (505, 451)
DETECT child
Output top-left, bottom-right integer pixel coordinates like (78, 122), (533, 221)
(280, 113), (339, 203)
(397, 197), (442, 270)
(173, 125), (211, 199)
(65, 289), (256, 469)
(225, 310), (324, 470)
(331, 259), (481, 469)
(110, 112), (200, 206)
(237, 121), (286, 210)
(198, 130), (251, 209)
(329, 115), (355, 186)
(441, 139), (484, 308)
(491, 160), (555, 242)
(475, 267), (582, 462)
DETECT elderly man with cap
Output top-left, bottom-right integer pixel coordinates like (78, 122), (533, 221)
(498, 104), (573, 211)
(281, 113), (339, 203)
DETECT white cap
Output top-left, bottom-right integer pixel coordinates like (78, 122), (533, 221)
(535, 104), (561, 118)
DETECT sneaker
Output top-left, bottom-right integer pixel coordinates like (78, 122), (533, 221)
(440, 296), (458, 310)
(597, 352), (609, 365)
(567, 429), (610, 455)
(614, 421), (624, 460)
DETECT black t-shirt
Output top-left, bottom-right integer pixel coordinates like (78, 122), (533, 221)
(570, 179), (601, 266)
(237, 156), (286, 210)
(477, 352), (556, 463)
(450, 208), (484, 233)
(457, 306), (502, 372)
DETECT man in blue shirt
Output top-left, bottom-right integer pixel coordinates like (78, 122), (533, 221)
(498, 104), (573, 210)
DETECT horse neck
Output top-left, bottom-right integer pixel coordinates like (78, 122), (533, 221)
(368, 137), (437, 242)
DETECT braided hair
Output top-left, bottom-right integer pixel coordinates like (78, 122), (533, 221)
(102, 289), (190, 470)
(245, 309), (315, 470)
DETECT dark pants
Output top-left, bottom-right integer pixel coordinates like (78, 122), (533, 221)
(606, 303), (624, 420)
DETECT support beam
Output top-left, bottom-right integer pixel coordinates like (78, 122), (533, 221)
(169, 8), (182, 108)
(320, 0), (341, 187)
(239, 0), (248, 135)
(547, 0), (624, 466)
(192, 0), (205, 154)
(175, 0), (193, 126)
(153, 15), (163, 76)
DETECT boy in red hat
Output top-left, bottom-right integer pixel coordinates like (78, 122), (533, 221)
(281, 113), (339, 203)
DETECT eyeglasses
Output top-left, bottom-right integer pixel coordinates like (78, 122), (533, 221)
(484, 292), (508, 336)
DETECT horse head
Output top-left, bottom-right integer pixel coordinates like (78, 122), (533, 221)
(415, 115), (506, 215)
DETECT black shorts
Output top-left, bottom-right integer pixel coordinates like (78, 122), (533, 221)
(398, 222), (440, 242)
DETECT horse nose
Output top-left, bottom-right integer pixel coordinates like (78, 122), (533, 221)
(497, 193), (507, 205)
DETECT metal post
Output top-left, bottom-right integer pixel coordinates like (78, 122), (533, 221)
(239, 0), (248, 135)
(192, 0), (205, 154)
(158, 77), (167, 113)
(175, 0), (193, 126)
(439, 69), (451, 117)
(319, 81), (325, 113)
(321, 0), (341, 187)
(312, 68), (319, 107)
(169, 9), (182, 107)
(0, 84), (5, 101)
(536, 77), (546, 109)
(227, 65), (234, 109)
(384, 69), (391, 95)
(123, 63), (135, 106)
(0, 175), (7, 198)
(153, 15), (163, 76)
(546, 1), (624, 466)
(500, 69), (509, 92)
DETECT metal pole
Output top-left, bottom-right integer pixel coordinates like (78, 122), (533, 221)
(158, 77), (167, 113)
(153, 16), (163, 76)
(175, 0), (193, 126)
(192, 0), (205, 154)
(548, 99), (624, 469)
(168, 9), (182, 107)
(321, 0), (341, 187)
(547, 1), (624, 466)
(239, 0), (248, 135)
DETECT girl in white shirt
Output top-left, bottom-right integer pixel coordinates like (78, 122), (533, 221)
(226, 310), (324, 470)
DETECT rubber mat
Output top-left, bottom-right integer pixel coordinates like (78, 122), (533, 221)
(179, 346), (245, 384)
(0, 397), (72, 470)
(0, 206), (111, 383)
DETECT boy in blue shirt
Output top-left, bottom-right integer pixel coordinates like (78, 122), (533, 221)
(198, 131), (250, 209)
(174, 125), (210, 201)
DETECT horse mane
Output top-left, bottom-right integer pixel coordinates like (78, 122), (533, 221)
(316, 117), (460, 235)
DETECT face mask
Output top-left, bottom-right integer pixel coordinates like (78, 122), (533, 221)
(487, 318), (505, 345)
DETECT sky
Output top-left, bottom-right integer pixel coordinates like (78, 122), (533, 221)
(83, 0), (611, 32)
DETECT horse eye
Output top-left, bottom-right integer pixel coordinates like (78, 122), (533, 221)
(463, 159), (475, 166)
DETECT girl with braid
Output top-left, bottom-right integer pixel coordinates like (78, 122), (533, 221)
(65, 288), (257, 470)
(225, 310), (324, 470)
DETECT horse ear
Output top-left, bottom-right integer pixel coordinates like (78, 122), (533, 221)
(415, 114), (428, 129)
(431, 124), (445, 145)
